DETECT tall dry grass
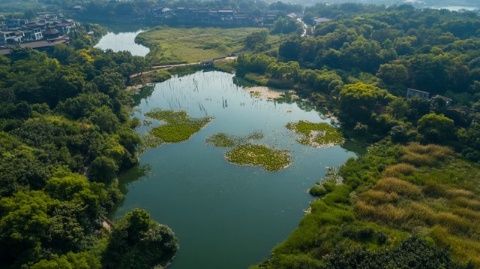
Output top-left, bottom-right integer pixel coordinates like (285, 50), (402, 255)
(400, 143), (453, 166)
(359, 189), (399, 205)
(373, 177), (422, 198)
(383, 163), (416, 177)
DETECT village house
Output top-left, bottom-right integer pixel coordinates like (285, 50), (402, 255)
(0, 13), (76, 52)
(406, 88), (430, 100)
(0, 31), (24, 45)
(150, 6), (281, 27)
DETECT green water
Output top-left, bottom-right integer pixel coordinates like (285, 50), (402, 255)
(115, 71), (355, 269)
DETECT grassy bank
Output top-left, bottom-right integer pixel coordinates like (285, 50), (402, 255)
(255, 142), (480, 268)
(145, 110), (211, 144)
(135, 27), (268, 65)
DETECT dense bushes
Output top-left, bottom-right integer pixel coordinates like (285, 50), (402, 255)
(102, 209), (178, 269)
(0, 38), (177, 267)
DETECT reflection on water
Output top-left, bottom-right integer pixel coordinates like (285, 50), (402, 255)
(95, 31), (149, 56)
(116, 71), (356, 269)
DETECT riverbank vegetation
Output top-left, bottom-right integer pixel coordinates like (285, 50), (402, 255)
(146, 110), (211, 143)
(226, 144), (291, 172)
(247, 3), (480, 268)
(256, 141), (480, 268)
(136, 27), (277, 65)
(0, 29), (177, 268)
(287, 121), (344, 147)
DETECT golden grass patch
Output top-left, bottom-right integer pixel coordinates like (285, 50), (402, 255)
(383, 163), (416, 177)
(373, 177), (422, 198)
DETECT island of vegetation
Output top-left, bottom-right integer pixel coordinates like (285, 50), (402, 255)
(206, 132), (289, 171)
(226, 144), (291, 172)
(146, 110), (211, 144)
(287, 121), (344, 147)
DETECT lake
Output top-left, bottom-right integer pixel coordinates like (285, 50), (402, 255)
(95, 30), (150, 56)
(96, 31), (355, 269)
(115, 71), (355, 269)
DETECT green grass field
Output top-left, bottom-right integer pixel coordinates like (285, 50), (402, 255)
(136, 27), (270, 65)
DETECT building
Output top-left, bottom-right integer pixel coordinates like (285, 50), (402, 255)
(0, 14), (76, 53)
(0, 31), (24, 45)
(314, 17), (332, 25)
(432, 95), (453, 106)
(406, 88), (430, 100)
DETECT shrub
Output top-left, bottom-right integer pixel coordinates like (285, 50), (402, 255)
(373, 177), (422, 198)
(359, 190), (399, 205)
(383, 163), (416, 177)
(452, 197), (480, 211)
(401, 143), (453, 166)
(435, 212), (474, 235)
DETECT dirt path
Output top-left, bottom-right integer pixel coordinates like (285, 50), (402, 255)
(129, 56), (237, 79)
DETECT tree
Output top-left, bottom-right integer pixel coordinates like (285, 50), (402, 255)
(279, 40), (301, 61)
(244, 31), (268, 51)
(417, 113), (455, 143)
(102, 209), (178, 269)
(89, 106), (120, 133)
(377, 62), (409, 86)
(339, 82), (392, 126)
(89, 156), (119, 183)
(271, 17), (301, 34)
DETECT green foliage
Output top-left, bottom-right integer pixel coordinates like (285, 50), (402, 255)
(339, 82), (392, 127)
(146, 110), (211, 144)
(271, 17), (301, 34)
(245, 30), (269, 51)
(257, 140), (479, 268)
(0, 35), (167, 268)
(226, 144), (291, 172)
(418, 113), (456, 143)
(102, 209), (178, 269)
(287, 121), (344, 147)
(324, 237), (460, 269)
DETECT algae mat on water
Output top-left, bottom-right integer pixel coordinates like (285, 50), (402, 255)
(206, 132), (264, 148)
(226, 144), (291, 172)
(146, 110), (211, 143)
(287, 120), (344, 147)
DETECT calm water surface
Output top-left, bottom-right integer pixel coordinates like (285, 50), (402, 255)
(95, 30), (149, 56)
(115, 71), (355, 269)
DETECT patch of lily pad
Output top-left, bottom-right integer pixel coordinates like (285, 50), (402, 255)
(225, 144), (291, 172)
(206, 132), (290, 172)
(286, 120), (343, 147)
(146, 109), (211, 143)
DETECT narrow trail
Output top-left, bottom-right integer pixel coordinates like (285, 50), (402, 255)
(130, 56), (237, 79)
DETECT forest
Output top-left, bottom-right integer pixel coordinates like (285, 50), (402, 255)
(0, 25), (178, 268)
(2, 0), (480, 268)
(234, 4), (480, 268)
